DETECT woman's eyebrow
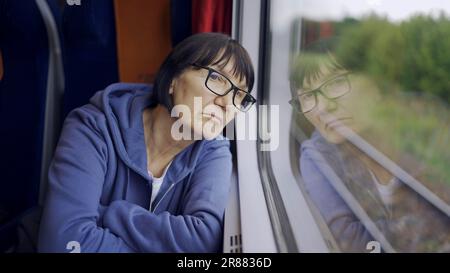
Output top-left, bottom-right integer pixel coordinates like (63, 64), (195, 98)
(298, 88), (312, 95)
(214, 66), (248, 90)
(212, 66), (233, 78)
(322, 69), (348, 82)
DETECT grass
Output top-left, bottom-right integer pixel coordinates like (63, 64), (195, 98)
(351, 75), (450, 204)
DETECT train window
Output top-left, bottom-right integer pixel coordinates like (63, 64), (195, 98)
(261, 0), (450, 252)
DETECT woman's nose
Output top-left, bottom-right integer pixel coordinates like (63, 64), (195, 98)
(326, 98), (339, 112)
(213, 91), (234, 108)
(317, 95), (338, 113)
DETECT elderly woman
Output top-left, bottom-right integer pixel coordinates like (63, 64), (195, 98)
(38, 33), (256, 253)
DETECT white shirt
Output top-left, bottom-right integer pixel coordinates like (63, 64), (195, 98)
(369, 170), (402, 207)
(148, 161), (172, 209)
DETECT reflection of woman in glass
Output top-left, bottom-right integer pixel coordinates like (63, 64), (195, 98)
(290, 52), (450, 252)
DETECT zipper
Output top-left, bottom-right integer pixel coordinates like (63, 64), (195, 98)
(151, 183), (175, 213)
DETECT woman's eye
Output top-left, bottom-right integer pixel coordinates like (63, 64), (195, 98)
(303, 93), (314, 100)
(237, 91), (246, 99)
(210, 72), (221, 81)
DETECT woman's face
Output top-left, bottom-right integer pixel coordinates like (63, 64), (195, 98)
(299, 65), (375, 144)
(170, 60), (247, 140)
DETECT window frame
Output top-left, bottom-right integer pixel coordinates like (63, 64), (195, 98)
(232, 0), (279, 253)
(235, 0), (330, 252)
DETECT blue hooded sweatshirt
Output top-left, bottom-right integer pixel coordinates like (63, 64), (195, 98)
(38, 83), (232, 253)
(300, 131), (377, 252)
(300, 131), (450, 252)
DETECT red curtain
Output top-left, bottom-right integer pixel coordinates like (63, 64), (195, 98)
(191, 0), (232, 35)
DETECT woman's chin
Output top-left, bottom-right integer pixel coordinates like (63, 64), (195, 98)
(324, 126), (361, 144)
(320, 128), (346, 144)
(201, 128), (223, 140)
(326, 134), (346, 144)
(202, 120), (224, 140)
(191, 128), (222, 140)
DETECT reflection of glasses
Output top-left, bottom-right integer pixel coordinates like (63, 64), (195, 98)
(289, 72), (351, 113)
(192, 64), (256, 112)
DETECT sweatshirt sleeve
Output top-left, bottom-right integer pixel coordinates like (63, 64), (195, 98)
(38, 107), (135, 253)
(102, 140), (232, 252)
(300, 150), (376, 252)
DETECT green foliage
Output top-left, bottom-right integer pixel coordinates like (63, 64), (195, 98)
(334, 14), (450, 103)
(365, 91), (450, 190)
(334, 15), (391, 71)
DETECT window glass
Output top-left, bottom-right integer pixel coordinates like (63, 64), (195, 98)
(273, 0), (450, 252)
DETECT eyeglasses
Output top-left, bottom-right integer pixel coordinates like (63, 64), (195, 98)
(191, 64), (256, 112)
(289, 72), (351, 113)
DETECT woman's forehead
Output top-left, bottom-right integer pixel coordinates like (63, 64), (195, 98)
(304, 65), (345, 87)
(211, 61), (248, 89)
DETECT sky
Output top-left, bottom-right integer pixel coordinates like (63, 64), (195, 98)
(272, 0), (450, 29)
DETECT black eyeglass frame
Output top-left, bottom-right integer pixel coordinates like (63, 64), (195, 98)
(289, 72), (351, 114)
(191, 63), (257, 112)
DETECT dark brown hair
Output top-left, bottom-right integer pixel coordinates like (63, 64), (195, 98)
(152, 32), (255, 111)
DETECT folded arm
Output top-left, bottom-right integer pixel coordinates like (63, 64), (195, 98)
(38, 107), (135, 253)
(102, 140), (232, 252)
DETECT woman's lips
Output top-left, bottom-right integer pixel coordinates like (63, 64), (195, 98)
(203, 112), (223, 124)
(324, 117), (353, 130)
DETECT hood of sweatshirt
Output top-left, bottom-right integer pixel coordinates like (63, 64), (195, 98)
(88, 82), (206, 184)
